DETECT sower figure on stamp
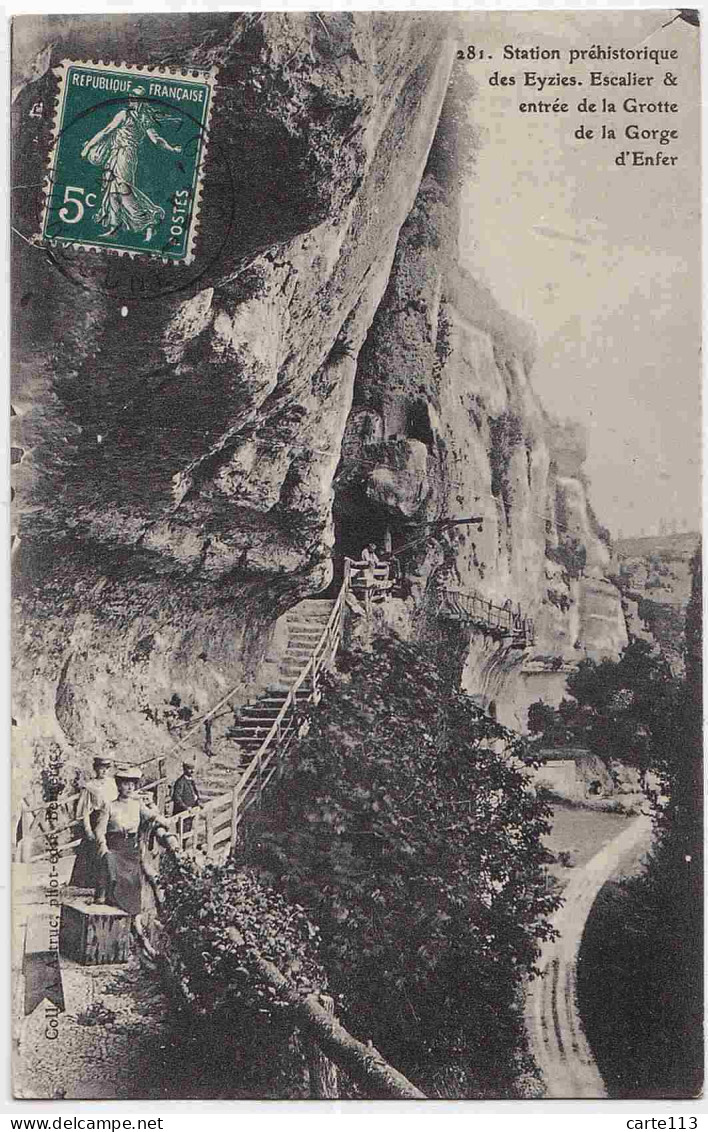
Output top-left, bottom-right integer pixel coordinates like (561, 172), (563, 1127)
(171, 761), (202, 834)
(93, 765), (169, 914)
(69, 756), (117, 889)
(81, 86), (182, 242)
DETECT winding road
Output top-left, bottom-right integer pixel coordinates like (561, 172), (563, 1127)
(526, 812), (652, 1098)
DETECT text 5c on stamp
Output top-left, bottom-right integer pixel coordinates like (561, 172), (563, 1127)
(38, 60), (218, 265)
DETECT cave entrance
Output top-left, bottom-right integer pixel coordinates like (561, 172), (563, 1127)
(327, 480), (408, 597)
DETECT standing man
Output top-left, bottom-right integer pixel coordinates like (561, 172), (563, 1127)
(171, 761), (202, 831)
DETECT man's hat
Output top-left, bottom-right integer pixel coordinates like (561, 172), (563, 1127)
(114, 764), (142, 781)
(93, 756), (113, 768)
(182, 761), (195, 770)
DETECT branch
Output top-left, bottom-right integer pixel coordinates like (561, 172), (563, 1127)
(143, 833), (426, 1098)
(228, 930), (425, 1100)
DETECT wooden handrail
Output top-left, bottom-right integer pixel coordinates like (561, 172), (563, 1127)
(152, 575), (350, 855)
(436, 587), (535, 646)
(22, 575), (350, 862)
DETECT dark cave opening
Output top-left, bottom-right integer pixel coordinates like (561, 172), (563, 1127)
(327, 478), (410, 597)
(406, 399), (435, 448)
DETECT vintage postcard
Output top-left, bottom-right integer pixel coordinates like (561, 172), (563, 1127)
(10, 9), (701, 1104)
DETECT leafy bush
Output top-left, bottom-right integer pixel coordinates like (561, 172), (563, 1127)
(157, 854), (328, 1094)
(527, 700), (557, 736)
(245, 635), (560, 1095)
(546, 536), (587, 581)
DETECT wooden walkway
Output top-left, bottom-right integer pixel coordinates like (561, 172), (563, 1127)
(436, 587), (535, 648)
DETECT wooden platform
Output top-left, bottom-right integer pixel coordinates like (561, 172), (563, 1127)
(59, 898), (132, 966)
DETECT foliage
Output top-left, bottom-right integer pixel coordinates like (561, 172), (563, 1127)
(244, 634), (560, 1094)
(545, 587), (571, 612)
(527, 700), (557, 736)
(489, 412), (525, 502)
(546, 536), (587, 581)
(526, 697), (587, 749)
(434, 302), (454, 374)
(158, 853), (328, 1096)
(424, 65), (482, 187)
(565, 638), (683, 775)
(577, 866), (702, 1098)
(528, 639), (683, 773)
(636, 596), (686, 665)
(545, 550), (702, 1096)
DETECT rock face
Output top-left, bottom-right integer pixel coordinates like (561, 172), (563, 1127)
(12, 12), (626, 803)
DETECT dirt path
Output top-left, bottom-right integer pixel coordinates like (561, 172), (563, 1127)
(13, 861), (177, 1100)
(526, 812), (652, 1098)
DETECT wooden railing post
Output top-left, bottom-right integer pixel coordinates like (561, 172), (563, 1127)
(205, 808), (214, 857)
(230, 783), (240, 851)
(19, 805), (31, 863)
(156, 759), (167, 814)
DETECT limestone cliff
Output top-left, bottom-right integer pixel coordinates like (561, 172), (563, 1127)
(11, 12), (626, 804)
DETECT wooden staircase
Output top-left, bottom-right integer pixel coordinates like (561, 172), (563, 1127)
(19, 565), (351, 866)
(197, 599), (335, 806)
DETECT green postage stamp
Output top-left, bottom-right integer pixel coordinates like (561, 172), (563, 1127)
(39, 61), (218, 264)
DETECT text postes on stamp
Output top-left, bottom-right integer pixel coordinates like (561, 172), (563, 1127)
(39, 61), (218, 265)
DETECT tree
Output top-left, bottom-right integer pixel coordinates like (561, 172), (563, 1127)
(527, 700), (556, 735)
(543, 638), (684, 774)
(244, 634), (560, 1095)
(576, 546), (703, 1097)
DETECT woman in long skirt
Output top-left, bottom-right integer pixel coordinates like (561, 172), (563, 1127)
(94, 765), (169, 915)
(69, 757), (117, 888)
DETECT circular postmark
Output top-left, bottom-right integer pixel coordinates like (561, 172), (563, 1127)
(36, 76), (235, 302)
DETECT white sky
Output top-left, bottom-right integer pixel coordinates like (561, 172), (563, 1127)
(457, 9), (701, 538)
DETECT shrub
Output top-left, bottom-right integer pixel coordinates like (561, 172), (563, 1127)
(157, 854), (328, 1094)
(245, 634), (560, 1094)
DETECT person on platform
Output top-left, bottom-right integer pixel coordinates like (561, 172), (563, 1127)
(94, 765), (168, 914)
(171, 761), (202, 833)
(360, 542), (381, 569)
(69, 756), (118, 889)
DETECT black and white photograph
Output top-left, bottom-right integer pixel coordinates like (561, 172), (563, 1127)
(9, 7), (702, 1105)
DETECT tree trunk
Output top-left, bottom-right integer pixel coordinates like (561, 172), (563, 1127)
(233, 937), (425, 1100)
(140, 831), (427, 1100)
(305, 993), (339, 1098)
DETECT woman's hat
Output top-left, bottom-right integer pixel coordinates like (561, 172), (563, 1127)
(114, 764), (142, 781)
(93, 756), (113, 769)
